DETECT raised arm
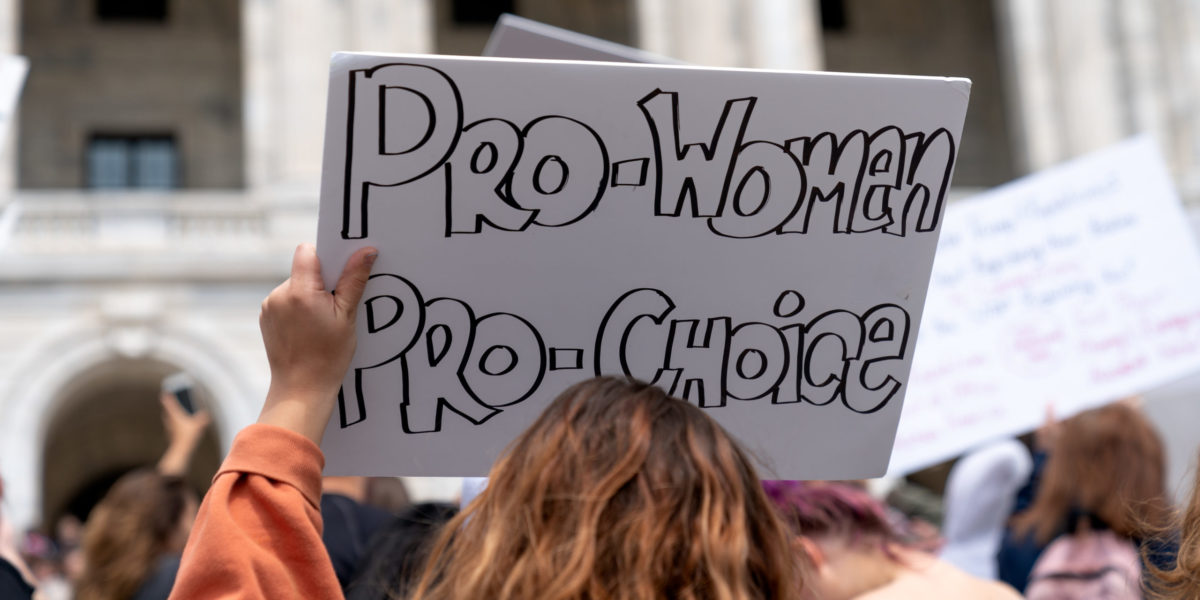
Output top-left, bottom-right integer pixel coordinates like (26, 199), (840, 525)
(169, 243), (377, 600)
(157, 392), (212, 477)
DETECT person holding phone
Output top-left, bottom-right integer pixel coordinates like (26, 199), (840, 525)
(156, 383), (211, 478)
(74, 379), (211, 600)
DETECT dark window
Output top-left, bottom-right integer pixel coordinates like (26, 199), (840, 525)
(820, 0), (848, 32)
(452, 0), (512, 25)
(86, 135), (179, 189)
(96, 0), (168, 22)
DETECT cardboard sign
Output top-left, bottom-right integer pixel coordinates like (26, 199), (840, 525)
(889, 137), (1200, 475)
(483, 13), (680, 64)
(316, 52), (971, 478)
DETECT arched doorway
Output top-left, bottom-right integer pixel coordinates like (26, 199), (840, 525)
(40, 358), (221, 529)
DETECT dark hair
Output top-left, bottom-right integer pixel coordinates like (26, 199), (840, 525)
(345, 502), (458, 600)
(764, 480), (899, 551)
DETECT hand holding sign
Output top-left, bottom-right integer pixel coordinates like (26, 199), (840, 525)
(258, 243), (378, 444)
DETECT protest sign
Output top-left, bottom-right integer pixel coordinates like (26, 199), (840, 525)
(316, 52), (971, 478)
(889, 137), (1200, 475)
(483, 13), (680, 64)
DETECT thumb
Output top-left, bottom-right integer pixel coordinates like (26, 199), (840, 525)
(161, 393), (179, 416)
(194, 409), (213, 428)
(333, 247), (379, 318)
(291, 243), (326, 292)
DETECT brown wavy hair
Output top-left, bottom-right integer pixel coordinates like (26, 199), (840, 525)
(1011, 402), (1168, 545)
(75, 469), (192, 600)
(407, 376), (802, 600)
(1146, 448), (1200, 599)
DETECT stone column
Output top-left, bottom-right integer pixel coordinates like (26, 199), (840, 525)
(343, 0), (434, 54)
(241, 0), (433, 193)
(0, 0), (17, 193)
(995, 0), (1200, 202)
(745, 0), (823, 71)
(1138, 0), (1200, 202)
(636, 0), (822, 70)
(994, 0), (1126, 173)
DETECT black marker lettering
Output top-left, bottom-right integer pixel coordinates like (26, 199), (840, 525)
(638, 90), (755, 218)
(343, 277), (913, 432)
(445, 118), (535, 235)
(510, 116), (609, 227)
(342, 63), (463, 239)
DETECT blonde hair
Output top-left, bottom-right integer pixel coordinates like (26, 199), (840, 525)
(75, 470), (190, 600)
(1146, 449), (1200, 599)
(407, 376), (802, 600)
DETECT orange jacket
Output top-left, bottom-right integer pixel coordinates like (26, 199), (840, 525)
(169, 424), (343, 599)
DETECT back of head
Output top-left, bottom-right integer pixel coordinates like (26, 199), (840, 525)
(409, 376), (801, 600)
(364, 476), (411, 514)
(76, 469), (190, 600)
(346, 502), (458, 600)
(764, 481), (897, 548)
(1014, 402), (1168, 544)
(768, 482), (1025, 600)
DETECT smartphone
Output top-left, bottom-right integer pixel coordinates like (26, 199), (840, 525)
(162, 372), (197, 414)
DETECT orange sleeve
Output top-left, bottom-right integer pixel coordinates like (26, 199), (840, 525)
(169, 424), (343, 600)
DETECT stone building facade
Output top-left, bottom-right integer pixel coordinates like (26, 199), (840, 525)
(2, 0), (1199, 531)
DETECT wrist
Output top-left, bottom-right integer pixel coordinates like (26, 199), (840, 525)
(259, 384), (337, 444)
(169, 428), (205, 450)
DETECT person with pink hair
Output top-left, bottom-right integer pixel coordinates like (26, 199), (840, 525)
(764, 481), (1020, 600)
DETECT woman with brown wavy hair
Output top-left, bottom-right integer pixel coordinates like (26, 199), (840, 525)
(74, 470), (196, 600)
(999, 401), (1171, 593)
(408, 376), (802, 600)
(75, 391), (209, 600)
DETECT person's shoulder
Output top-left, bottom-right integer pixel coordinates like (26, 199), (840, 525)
(858, 554), (1021, 600)
(942, 558), (1021, 599)
(980, 579), (1023, 600)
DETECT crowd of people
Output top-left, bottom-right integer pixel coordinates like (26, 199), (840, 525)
(1, 244), (1199, 599)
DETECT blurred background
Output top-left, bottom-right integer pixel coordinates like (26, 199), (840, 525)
(2, 0), (1200, 539)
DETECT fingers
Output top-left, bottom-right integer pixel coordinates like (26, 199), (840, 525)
(1119, 395), (1144, 410)
(193, 409), (213, 428)
(162, 392), (184, 419)
(333, 246), (379, 317)
(290, 243), (326, 292)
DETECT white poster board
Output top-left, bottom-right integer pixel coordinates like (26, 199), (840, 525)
(484, 13), (681, 64)
(316, 52), (971, 478)
(889, 137), (1200, 475)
